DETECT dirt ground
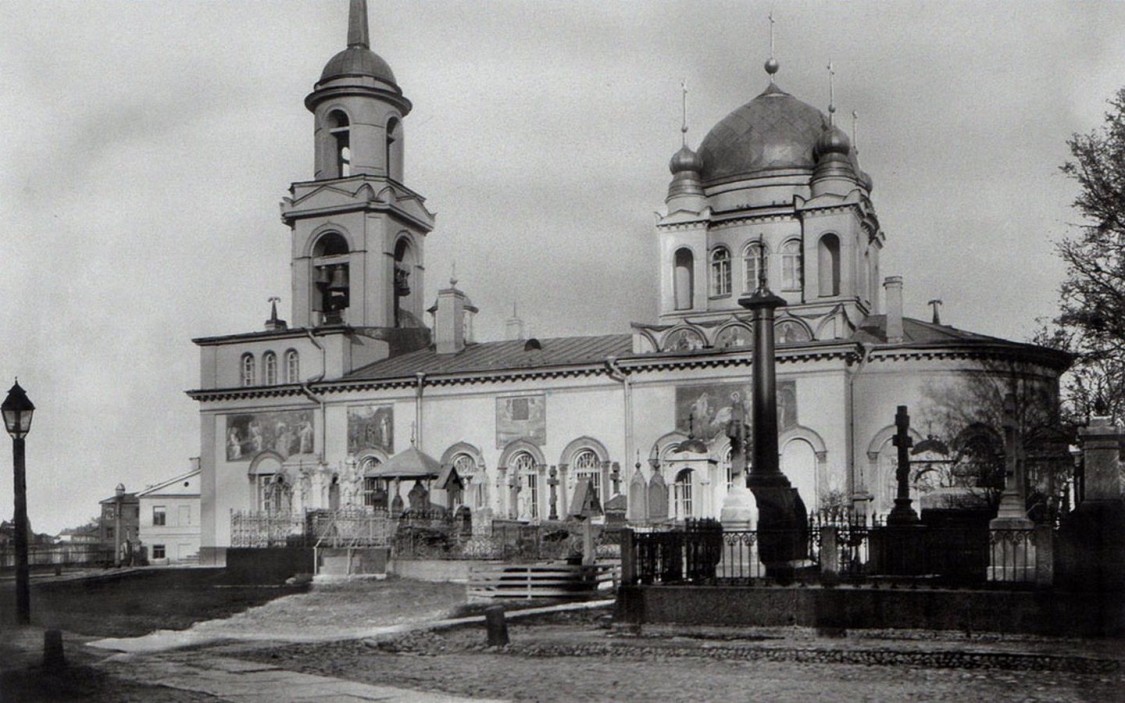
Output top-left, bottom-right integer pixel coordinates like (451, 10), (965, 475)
(6, 572), (1125, 702)
(227, 602), (1125, 703)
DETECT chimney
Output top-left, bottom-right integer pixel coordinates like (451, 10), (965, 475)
(506, 303), (525, 341)
(428, 283), (476, 355)
(883, 276), (904, 343)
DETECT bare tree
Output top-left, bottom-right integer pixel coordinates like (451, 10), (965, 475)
(1040, 87), (1125, 423)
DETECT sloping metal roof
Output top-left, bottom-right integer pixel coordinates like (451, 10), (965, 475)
(344, 334), (633, 382)
(368, 446), (442, 479)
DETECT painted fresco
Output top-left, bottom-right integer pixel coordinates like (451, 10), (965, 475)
(225, 409), (314, 461)
(496, 394), (546, 448)
(675, 380), (797, 441)
(347, 405), (394, 455)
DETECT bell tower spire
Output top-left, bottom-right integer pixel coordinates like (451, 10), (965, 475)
(280, 0), (435, 339)
(347, 0), (370, 48)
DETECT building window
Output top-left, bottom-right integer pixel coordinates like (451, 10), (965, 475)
(240, 353), (255, 387)
(744, 242), (766, 292)
(710, 247), (731, 297)
(386, 117), (402, 179)
(153, 506), (166, 526)
(285, 350), (300, 384)
(512, 451), (538, 519)
(818, 234), (841, 297)
(152, 545), (166, 560)
(674, 469), (693, 519)
(572, 448), (602, 502)
(452, 453), (483, 509)
(263, 352), (277, 386)
(328, 110), (351, 178)
(673, 248), (694, 310)
(781, 239), (802, 291)
(360, 457), (384, 508)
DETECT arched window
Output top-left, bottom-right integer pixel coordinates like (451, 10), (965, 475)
(781, 239), (802, 291)
(240, 353), (255, 387)
(327, 110), (351, 178)
(572, 449), (602, 502)
(674, 469), (694, 519)
(710, 247), (731, 297)
(360, 457), (385, 509)
(285, 350), (300, 384)
(312, 232), (350, 324)
(385, 117), (402, 180)
(744, 241), (766, 292)
(263, 352), (277, 386)
(394, 237), (416, 327)
(452, 452), (484, 510)
(818, 234), (841, 297)
(781, 439), (818, 513)
(512, 451), (538, 519)
(673, 248), (694, 310)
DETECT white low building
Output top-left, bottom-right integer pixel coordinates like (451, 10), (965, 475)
(137, 462), (202, 565)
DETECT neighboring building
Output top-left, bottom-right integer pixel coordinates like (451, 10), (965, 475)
(98, 488), (139, 560)
(57, 524), (100, 544)
(137, 461), (202, 565)
(187, 1), (1070, 565)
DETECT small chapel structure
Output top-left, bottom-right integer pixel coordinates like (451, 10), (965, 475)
(188, 1), (1069, 565)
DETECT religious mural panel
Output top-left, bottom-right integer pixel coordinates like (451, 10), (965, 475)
(225, 409), (314, 462)
(347, 405), (394, 455)
(496, 394), (546, 448)
(675, 380), (797, 441)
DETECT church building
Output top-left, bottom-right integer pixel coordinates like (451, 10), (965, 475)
(188, 1), (1069, 565)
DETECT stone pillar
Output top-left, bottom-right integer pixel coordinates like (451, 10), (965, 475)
(557, 463), (570, 517)
(1056, 417), (1125, 596)
(508, 471), (521, 520)
(738, 267), (808, 573)
(627, 464), (648, 522)
(497, 467), (507, 518)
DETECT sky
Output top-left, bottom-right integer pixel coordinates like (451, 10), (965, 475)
(1, 0), (1123, 535)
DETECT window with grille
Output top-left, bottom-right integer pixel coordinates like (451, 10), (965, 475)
(572, 448), (602, 501)
(512, 451), (538, 519)
(263, 352), (277, 385)
(674, 469), (693, 518)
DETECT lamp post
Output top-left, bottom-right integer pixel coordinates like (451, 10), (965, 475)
(114, 483), (125, 567)
(3, 381), (35, 626)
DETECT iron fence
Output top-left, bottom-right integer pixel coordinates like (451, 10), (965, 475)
(230, 510), (306, 547)
(626, 521), (1037, 587)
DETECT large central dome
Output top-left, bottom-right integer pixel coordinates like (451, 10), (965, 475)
(698, 83), (828, 185)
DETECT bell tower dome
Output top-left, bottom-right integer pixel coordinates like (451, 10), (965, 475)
(281, 0), (435, 335)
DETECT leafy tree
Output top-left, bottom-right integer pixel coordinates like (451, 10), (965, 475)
(1045, 87), (1125, 423)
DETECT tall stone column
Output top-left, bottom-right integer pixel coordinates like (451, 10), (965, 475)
(738, 260), (808, 573)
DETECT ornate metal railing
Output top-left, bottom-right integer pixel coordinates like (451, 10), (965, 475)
(230, 510), (306, 548)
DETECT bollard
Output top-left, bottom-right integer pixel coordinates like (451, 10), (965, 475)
(484, 605), (509, 647)
(43, 629), (66, 669)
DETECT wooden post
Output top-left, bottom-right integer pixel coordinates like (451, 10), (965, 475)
(484, 605), (509, 647)
(582, 519), (595, 566)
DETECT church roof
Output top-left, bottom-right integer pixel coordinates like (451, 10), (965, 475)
(344, 334), (634, 382)
(850, 315), (1072, 369)
(698, 83), (828, 184)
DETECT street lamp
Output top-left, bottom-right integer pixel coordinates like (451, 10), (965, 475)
(2, 381), (35, 625)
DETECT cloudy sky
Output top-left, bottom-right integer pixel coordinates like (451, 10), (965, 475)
(2, 0), (1123, 535)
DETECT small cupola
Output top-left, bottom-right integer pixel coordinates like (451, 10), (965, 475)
(811, 123), (857, 197)
(665, 83), (706, 213)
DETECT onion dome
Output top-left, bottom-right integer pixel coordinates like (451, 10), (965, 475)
(814, 124), (851, 159)
(669, 144), (703, 174)
(697, 83), (828, 185)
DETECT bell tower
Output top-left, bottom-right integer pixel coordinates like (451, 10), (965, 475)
(281, 0), (435, 333)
